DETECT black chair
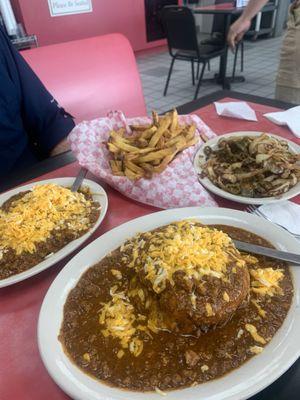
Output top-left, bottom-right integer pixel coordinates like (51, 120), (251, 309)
(161, 6), (225, 100)
(232, 40), (244, 78)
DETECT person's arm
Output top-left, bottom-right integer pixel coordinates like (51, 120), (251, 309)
(0, 55), (28, 175)
(16, 53), (75, 158)
(50, 138), (70, 156)
(291, 0), (300, 10)
(1, 27), (75, 159)
(227, 0), (269, 49)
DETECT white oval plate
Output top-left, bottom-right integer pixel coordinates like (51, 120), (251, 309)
(194, 131), (300, 205)
(0, 177), (108, 288)
(38, 207), (300, 400)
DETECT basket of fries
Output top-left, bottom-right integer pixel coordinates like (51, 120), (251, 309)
(69, 109), (217, 209)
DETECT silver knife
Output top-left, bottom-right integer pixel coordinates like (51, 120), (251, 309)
(233, 240), (300, 265)
(71, 168), (88, 192)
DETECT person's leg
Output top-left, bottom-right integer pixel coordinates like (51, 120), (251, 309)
(275, 4), (300, 104)
(275, 85), (300, 104)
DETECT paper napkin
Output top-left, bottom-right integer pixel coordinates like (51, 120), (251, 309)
(214, 102), (257, 121)
(258, 201), (300, 236)
(264, 106), (300, 138)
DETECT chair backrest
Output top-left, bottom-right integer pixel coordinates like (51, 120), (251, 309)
(161, 6), (199, 56)
(22, 34), (146, 123)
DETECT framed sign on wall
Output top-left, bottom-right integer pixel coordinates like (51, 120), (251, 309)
(48, 0), (93, 17)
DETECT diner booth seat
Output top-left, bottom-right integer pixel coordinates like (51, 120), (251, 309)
(22, 33), (146, 122)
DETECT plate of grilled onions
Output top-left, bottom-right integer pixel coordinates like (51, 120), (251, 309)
(107, 109), (199, 180)
(194, 131), (300, 204)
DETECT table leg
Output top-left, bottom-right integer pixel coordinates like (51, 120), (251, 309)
(219, 50), (230, 89)
(217, 14), (246, 88)
(219, 14), (231, 89)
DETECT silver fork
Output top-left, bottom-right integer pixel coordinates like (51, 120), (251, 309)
(71, 167), (88, 192)
(246, 205), (300, 239)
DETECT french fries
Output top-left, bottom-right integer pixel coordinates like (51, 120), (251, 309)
(106, 109), (199, 180)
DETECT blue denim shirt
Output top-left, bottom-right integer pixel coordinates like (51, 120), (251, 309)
(0, 27), (75, 178)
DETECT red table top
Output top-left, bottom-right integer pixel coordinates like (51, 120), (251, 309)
(1, 98), (299, 400)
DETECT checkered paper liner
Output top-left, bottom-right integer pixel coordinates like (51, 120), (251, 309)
(68, 111), (218, 209)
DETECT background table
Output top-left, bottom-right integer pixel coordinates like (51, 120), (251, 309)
(0, 91), (299, 400)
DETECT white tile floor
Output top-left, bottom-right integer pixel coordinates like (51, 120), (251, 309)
(136, 35), (283, 114)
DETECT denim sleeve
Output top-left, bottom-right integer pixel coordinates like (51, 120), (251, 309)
(0, 26), (75, 172)
(14, 48), (75, 155)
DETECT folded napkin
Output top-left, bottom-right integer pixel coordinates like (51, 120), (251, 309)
(264, 106), (300, 138)
(258, 201), (300, 236)
(214, 101), (257, 121)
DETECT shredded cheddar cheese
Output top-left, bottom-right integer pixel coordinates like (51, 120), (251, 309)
(126, 220), (245, 293)
(83, 353), (90, 362)
(249, 345), (263, 354)
(223, 291), (230, 302)
(245, 324), (266, 344)
(205, 303), (215, 317)
(111, 269), (122, 280)
(0, 184), (95, 255)
(155, 387), (167, 396)
(250, 268), (284, 296)
(117, 349), (125, 359)
(147, 299), (172, 334)
(99, 289), (141, 351)
(99, 284), (171, 357)
(242, 254), (259, 265)
(99, 281), (173, 357)
(201, 365), (209, 372)
(190, 292), (197, 309)
(237, 329), (244, 339)
(251, 299), (266, 318)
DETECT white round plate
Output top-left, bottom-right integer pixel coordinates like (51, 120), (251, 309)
(194, 131), (300, 204)
(38, 207), (300, 400)
(0, 177), (108, 288)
